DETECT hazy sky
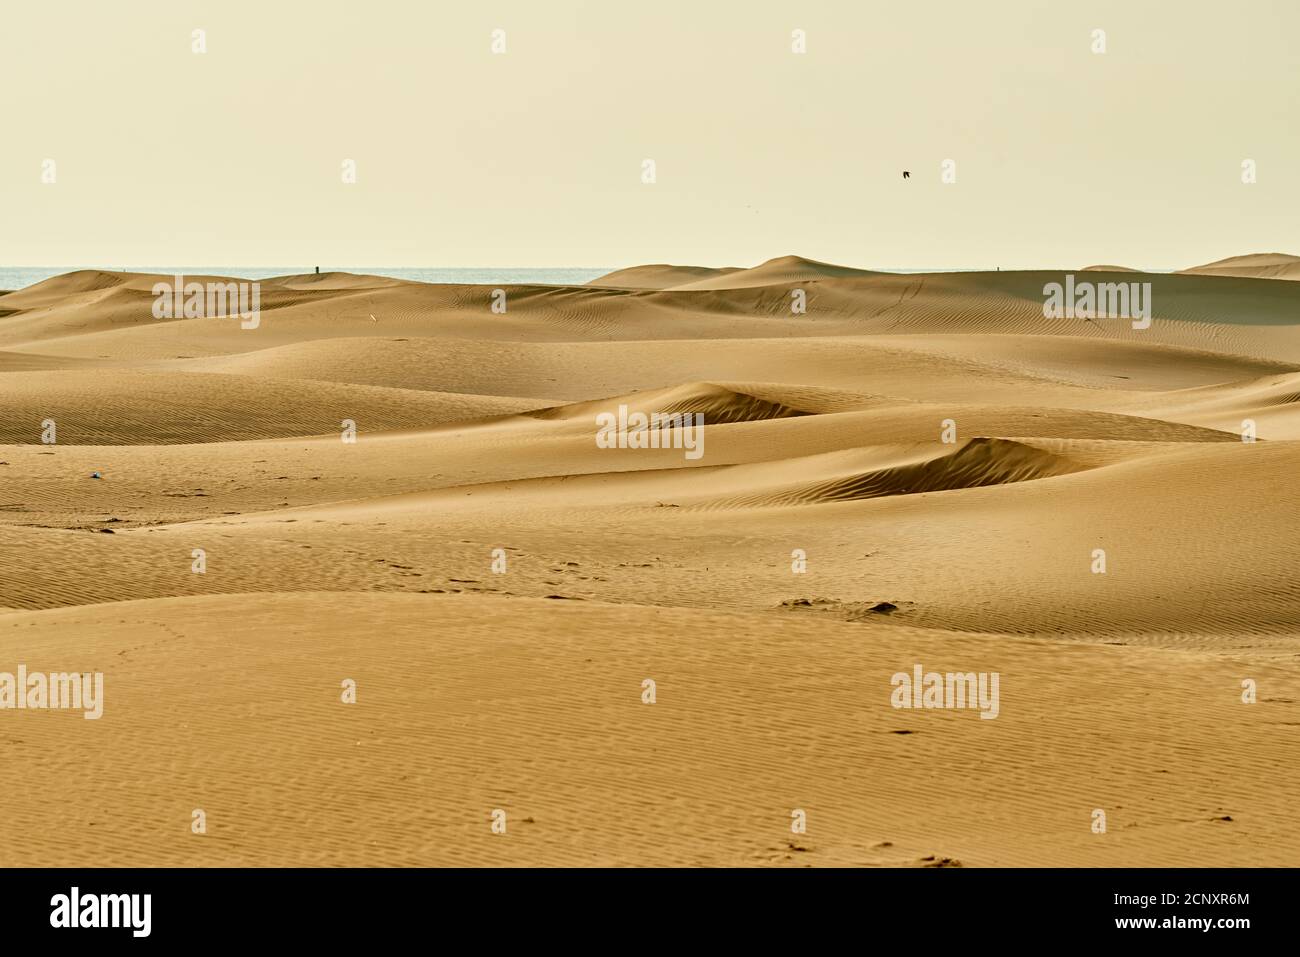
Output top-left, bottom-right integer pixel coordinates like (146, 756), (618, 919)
(3, 0), (1297, 270)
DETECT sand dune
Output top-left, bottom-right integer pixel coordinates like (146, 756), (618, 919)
(694, 437), (1096, 509)
(586, 263), (743, 289)
(654, 255), (886, 290)
(1180, 252), (1300, 281)
(0, 369), (543, 444)
(586, 256), (884, 290)
(2, 257), (1298, 866)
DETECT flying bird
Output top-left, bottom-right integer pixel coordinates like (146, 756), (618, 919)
(902, 171), (910, 179)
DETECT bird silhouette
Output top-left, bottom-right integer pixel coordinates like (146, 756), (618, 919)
(902, 171), (911, 179)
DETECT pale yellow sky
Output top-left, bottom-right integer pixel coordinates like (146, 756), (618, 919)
(2, 0), (1296, 270)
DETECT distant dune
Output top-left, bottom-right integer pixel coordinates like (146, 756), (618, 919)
(586, 263), (743, 289)
(3, 256), (1299, 866)
(670, 255), (886, 290)
(1179, 252), (1300, 281)
(588, 252), (1300, 287)
(589, 255), (885, 290)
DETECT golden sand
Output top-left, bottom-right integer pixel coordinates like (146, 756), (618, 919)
(1, 258), (1296, 865)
